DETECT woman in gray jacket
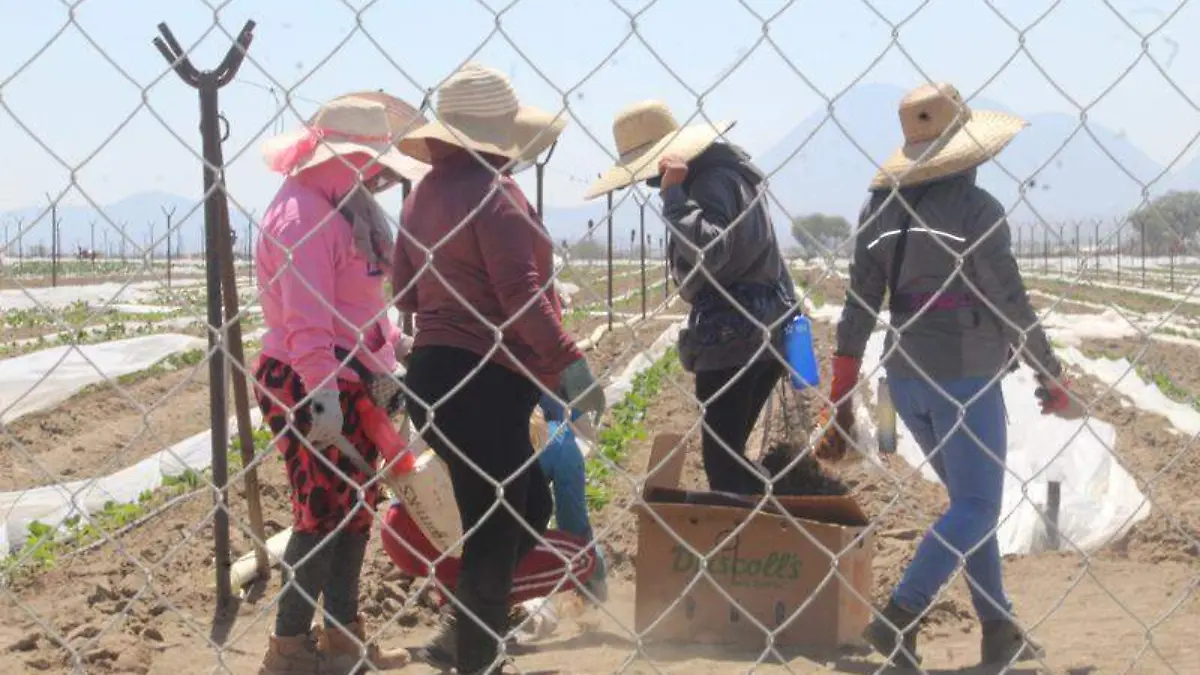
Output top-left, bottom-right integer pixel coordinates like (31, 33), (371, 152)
(817, 83), (1075, 668)
(588, 101), (796, 495)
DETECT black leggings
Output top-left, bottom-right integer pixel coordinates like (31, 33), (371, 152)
(404, 346), (552, 673)
(275, 530), (369, 637)
(694, 359), (784, 495)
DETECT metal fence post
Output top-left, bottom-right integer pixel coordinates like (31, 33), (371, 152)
(163, 206), (176, 289)
(46, 193), (58, 287)
(399, 179), (414, 335)
(639, 199), (646, 319)
(606, 190), (614, 331)
(1047, 480), (1062, 551)
(153, 19), (265, 606)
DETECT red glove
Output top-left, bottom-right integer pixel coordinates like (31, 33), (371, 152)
(1035, 373), (1074, 416)
(829, 355), (862, 407)
(815, 355), (862, 461)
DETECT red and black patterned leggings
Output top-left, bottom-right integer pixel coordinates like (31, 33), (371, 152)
(253, 356), (381, 536)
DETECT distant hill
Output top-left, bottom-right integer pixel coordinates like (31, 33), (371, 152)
(0, 191), (255, 259)
(756, 83), (1168, 244)
(2, 82), (1192, 255)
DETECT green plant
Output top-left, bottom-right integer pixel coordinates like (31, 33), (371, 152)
(584, 348), (680, 510)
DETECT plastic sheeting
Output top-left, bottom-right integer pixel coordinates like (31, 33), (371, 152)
(0, 333), (207, 424)
(0, 280), (203, 311)
(1, 409), (262, 553)
(852, 330), (1149, 556)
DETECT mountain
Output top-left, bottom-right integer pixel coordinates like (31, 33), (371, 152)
(0, 191), (256, 259)
(2, 83), (1187, 255)
(756, 83), (1167, 243)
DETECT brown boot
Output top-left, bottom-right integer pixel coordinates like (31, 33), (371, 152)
(258, 633), (360, 675)
(316, 615), (411, 672)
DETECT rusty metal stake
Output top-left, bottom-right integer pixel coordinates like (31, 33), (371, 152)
(153, 19), (265, 607)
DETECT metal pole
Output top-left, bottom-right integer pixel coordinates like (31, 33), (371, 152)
(90, 220), (96, 277)
(16, 217), (23, 274)
(661, 235), (668, 300)
(1075, 222), (1080, 277)
(639, 200), (646, 319)
(1141, 219), (1147, 288)
(399, 179), (414, 336)
(606, 190), (614, 330)
(154, 19), (261, 606)
(46, 194), (58, 288)
(1095, 221), (1100, 280)
(1171, 237), (1176, 293)
(1046, 481), (1062, 551)
(1043, 227), (1048, 275)
(163, 206), (176, 289)
(1117, 226), (1122, 284)
(1059, 225), (1064, 278)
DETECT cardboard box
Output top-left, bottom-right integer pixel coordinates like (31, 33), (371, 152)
(634, 434), (874, 649)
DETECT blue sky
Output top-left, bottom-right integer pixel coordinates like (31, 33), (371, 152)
(2, 0), (1197, 220)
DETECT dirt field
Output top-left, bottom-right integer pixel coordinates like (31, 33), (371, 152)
(2, 285), (1198, 673)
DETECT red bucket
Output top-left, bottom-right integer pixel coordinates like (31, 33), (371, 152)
(380, 501), (597, 606)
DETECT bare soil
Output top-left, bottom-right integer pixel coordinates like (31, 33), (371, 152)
(1, 305), (1197, 673)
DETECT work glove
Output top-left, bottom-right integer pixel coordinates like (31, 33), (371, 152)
(814, 355), (862, 462)
(395, 333), (415, 365)
(306, 388), (345, 450)
(364, 366), (407, 417)
(557, 358), (606, 421)
(1035, 372), (1078, 418)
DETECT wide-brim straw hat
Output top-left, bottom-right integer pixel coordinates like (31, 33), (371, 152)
(585, 100), (734, 200)
(397, 62), (567, 165)
(261, 93), (429, 182)
(870, 82), (1026, 189)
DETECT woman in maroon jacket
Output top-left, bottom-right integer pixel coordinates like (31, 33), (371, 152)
(391, 63), (605, 675)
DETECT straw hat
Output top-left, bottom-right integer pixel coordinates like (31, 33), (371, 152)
(397, 62), (567, 165)
(870, 83), (1027, 189)
(584, 100), (734, 200)
(261, 94), (429, 182)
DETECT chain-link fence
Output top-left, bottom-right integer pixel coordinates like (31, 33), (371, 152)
(2, 1), (1199, 673)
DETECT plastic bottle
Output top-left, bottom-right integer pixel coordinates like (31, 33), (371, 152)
(876, 376), (897, 454)
(784, 315), (820, 390)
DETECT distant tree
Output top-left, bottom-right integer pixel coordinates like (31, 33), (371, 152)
(568, 237), (607, 261)
(791, 213), (852, 253)
(1129, 190), (1200, 255)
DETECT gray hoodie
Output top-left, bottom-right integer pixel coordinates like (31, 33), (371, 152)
(835, 169), (1062, 381)
(663, 142), (797, 372)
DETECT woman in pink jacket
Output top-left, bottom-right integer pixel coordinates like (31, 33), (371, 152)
(253, 93), (425, 675)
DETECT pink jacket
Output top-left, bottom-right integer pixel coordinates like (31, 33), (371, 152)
(257, 158), (400, 392)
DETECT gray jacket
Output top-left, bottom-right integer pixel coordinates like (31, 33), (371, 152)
(835, 169), (1062, 381)
(664, 143), (796, 372)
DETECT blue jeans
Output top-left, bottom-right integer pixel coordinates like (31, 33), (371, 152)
(537, 394), (608, 582)
(887, 376), (1013, 622)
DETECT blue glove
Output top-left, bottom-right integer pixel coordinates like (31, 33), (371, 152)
(557, 358), (606, 420)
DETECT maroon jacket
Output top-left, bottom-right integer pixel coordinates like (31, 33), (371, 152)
(392, 151), (582, 389)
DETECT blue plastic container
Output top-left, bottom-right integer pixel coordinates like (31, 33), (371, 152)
(784, 314), (820, 390)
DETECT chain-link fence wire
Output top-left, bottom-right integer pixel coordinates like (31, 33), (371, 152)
(2, 1), (1199, 673)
